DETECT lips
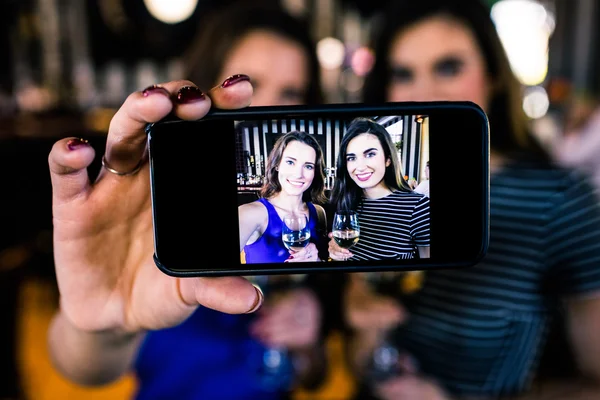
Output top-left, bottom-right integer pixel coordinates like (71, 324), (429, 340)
(287, 179), (305, 187)
(355, 172), (372, 182)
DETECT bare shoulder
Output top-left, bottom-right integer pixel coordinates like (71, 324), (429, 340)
(239, 200), (268, 222)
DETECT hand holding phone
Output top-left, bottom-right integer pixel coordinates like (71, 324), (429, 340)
(48, 80), (262, 348)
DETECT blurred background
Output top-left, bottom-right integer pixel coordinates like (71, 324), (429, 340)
(1, 0), (599, 399)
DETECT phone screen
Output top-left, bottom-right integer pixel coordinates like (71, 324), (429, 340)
(147, 102), (489, 277)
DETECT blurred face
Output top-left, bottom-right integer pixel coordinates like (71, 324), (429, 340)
(220, 29), (309, 106)
(277, 140), (317, 196)
(386, 16), (491, 111)
(346, 133), (391, 193)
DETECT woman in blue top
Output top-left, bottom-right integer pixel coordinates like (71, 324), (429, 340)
(240, 130), (328, 264)
(47, 2), (334, 400)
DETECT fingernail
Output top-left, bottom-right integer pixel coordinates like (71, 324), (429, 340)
(245, 284), (264, 314)
(220, 74), (250, 88)
(175, 86), (206, 103)
(142, 84), (170, 97)
(67, 138), (89, 151)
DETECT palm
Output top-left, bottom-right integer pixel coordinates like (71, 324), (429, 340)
(52, 169), (195, 332)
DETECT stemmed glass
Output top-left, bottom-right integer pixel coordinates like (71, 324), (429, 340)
(245, 273), (307, 392)
(332, 211), (360, 260)
(281, 213), (311, 252)
(363, 272), (420, 386)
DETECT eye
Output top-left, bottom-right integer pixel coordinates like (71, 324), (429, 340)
(285, 159), (294, 166)
(365, 150), (377, 158)
(305, 164), (314, 171)
(390, 66), (413, 83)
(346, 155), (356, 162)
(281, 88), (306, 104)
(435, 57), (464, 77)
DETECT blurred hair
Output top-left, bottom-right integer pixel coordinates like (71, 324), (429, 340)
(330, 118), (413, 212)
(183, 0), (323, 105)
(363, 0), (548, 158)
(261, 131), (328, 205)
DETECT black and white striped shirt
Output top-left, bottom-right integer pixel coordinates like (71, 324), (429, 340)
(396, 160), (600, 398)
(350, 190), (430, 261)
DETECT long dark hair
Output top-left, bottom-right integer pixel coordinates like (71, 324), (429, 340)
(183, 0), (323, 105)
(330, 118), (413, 212)
(363, 0), (548, 159)
(260, 131), (328, 205)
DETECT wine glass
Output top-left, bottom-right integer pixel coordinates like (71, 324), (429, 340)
(332, 211), (360, 260)
(244, 274), (307, 392)
(363, 272), (420, 386)
(282, 213), (311, 252)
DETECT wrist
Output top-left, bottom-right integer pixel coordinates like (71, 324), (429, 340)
(57, 308), (145, 344)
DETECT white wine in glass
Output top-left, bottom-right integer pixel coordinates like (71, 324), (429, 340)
(332, 211), (360, 256)
(282, 214), (311, 251)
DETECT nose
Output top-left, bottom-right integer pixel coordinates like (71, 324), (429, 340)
(410, 77), (440, 102)
(355, 157), (368, 170)
(290, 163), (305, 178)
(251, 87), (280, 107)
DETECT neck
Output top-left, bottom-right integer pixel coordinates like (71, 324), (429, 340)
(268, 193), (306, 213)
(363, 183), (392, 199)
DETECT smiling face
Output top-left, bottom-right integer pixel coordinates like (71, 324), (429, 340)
(345, 133), (391, 195)
(386, 16), (492, 112)
(219, 29), (309, 106)
(277, 140), (317, 196)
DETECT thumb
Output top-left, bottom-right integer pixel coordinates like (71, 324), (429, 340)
(178, 276), (264, 314)
(49, 138), (96, 205)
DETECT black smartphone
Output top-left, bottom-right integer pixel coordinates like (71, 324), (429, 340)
(147, 101), (489, 277)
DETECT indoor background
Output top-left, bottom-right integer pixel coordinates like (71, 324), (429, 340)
(1, 0), (599, 399)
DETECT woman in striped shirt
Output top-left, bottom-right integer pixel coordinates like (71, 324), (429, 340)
(344, 0), (600, 399)
(327, 117), (430, 262)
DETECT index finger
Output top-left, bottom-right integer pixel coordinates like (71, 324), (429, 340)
(104, 80), (211, 175)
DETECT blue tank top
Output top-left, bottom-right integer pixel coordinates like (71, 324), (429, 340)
(244, 198), (320, 263)
(134, 307), (285, 400)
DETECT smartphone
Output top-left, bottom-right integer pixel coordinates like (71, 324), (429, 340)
(146, 101), (489, 277)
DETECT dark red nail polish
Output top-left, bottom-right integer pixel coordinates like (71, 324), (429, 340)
(67, 138), (89, 151)
(175, 86), (206, 103)
(142, 85), (169, 97)
(220, 74), (250, 88)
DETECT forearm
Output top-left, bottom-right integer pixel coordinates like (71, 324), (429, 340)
(453, 378), (600, 400)
(48, 310), (146, 386)
(502, 378), (600, 400)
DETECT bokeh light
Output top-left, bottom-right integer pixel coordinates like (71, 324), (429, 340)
(350, 46), (375, 77)
(317, 37), (346, 70)
(491, 0), (555, 86)
(523, 85), (550, 119)
(143, 0), (198, 24)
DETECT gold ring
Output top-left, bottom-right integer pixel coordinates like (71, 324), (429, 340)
(101, 155), (145, 176)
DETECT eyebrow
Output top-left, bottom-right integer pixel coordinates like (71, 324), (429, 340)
(433, 55), (465, 67)
(347, 147), (378, 157)
(391, 52), (471, 69)
(284, 155), (315, 165)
